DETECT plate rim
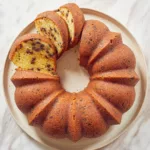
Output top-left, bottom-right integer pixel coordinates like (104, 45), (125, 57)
(2, 8), (148, 150)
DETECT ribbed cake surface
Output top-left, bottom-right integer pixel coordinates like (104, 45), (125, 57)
(9, 3), (139, 142)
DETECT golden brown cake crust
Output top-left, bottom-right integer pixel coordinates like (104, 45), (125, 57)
(9, 33), (55, 60)
(42, 92), (72, 138)
(89, 44), (136, 74)
(79, 20), (109, 67)
(12, 70), (62, 113)
(90, 69), (139, 86)
(67, 93), (82, 141)
(35, 11), (69, 56)
(88, 32), (122, 66)
(59, 3), (85, 48)
(86, 88), (122, 125)
(11, 70), (60, 86)
(28, 89), (64, 126)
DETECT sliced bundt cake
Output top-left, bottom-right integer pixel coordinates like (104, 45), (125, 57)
(9, 3), (139, 142)
(35, 11), (69, 57)
(57, 3), (85, 48)
(9, 34), (57, 75)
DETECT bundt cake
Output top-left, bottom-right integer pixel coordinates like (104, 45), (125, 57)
(9, 3), (139, 142)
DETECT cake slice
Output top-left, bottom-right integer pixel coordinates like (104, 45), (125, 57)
(57, 3), (85, 48)
(79, 20), (109, 68)
(35, 11), (69, 57)
(9, 34), (57, 75)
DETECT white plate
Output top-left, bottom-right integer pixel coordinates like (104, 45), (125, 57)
(3, 8), (148, 150)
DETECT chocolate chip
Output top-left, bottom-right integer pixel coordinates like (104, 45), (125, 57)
(71, 19), (73, 23)
(54, 37), (56, 41)
(32, 47), (41, 52)
(48, 68), (51, 71)
(47, 64), (51, 68)
(31, 57), (36, 64)
(32, 43), (36, 46)
(66, 13), (69, 17)
(26, 49), (33, 54)
(45, 55), (49, 59)
(46, 50), (50, 54)
(37, 68), (41, 71)
(40, 44), (45, 49)
(36, 41), (41, 44)
(41, 28), (46, 32)
(54, 28), (57, 33)
(51, 34), (54, 37)
(19, 44), (23, 49)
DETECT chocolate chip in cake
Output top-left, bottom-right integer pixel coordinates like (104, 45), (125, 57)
(47, 68), (51, 71)
(51, 33), (54, 37)
(31, 57), (36, 64)
(36, 41), (41, 44)
(18, 44), (23, 49)
(37, 68), (41, 71)
(66, 12), (69, 17)
(54, 28), (57, 33)
(26, 49), (33, 54)
(71, 19), (73, 23)
(45, 55), (49, 59)
(32, 43), (36, 46)
(46, 64), (51, 68)
(40, 44), (45, 49)
(41, 28), (46, 32)
(54, 37), (56, 41)
(46, 50), (50, 54)
(35, 48), (41, 51)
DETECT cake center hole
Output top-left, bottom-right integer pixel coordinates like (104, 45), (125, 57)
(57, 46), (90, 92)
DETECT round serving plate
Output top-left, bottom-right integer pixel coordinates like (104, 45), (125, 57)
(3, 8), (148, 150)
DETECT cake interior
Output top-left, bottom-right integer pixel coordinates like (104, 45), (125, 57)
(11, 39), (56, 75)
(57, 8), (74, 42)
(35, 18), (63, 56)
